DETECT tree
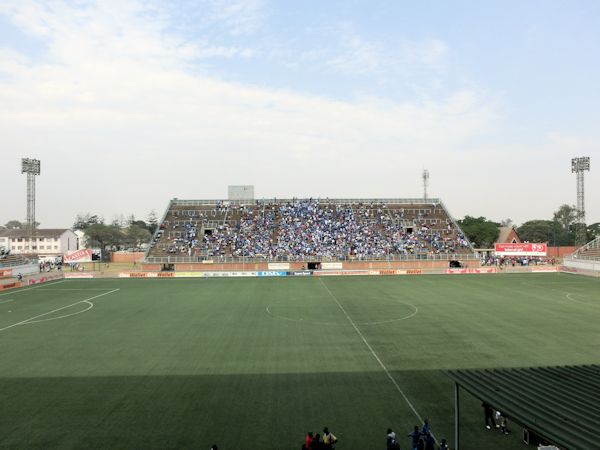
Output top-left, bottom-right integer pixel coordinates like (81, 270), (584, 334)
(5, 220), (25, 229)
(73, 213), (103, 230)
(587, 223), (600, 241)
(111, 214), (127, 228)
(457, 216), (500, 248)
(130, 219), (149, 230)
(85, 224), (124, 260)
(517, 220), (554, 244)
(124, 225), (151, 249)
(552, 204), (577, 246)
(553, 204), (577, 231)
(147, 210), (158, 234)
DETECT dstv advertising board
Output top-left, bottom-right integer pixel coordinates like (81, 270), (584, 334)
(494, 243), (547, 256)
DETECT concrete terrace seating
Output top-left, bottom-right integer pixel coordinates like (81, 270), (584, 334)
(0, 253), (31, 268)
(146, 198), (474, 261)
(571, 236), (600, 261)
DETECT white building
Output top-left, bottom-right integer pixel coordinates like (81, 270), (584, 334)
(0, 229), (78, 258)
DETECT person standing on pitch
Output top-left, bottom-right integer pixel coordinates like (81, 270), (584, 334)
(322, 427), (337, 448)
(386, 428), (399, 450)
(482, 402), (496, 429)
(408, 425), (420, 450)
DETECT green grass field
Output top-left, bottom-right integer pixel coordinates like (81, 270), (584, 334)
(1, 273), (599, 449)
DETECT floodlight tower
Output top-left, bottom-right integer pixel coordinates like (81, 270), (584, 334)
(422, 169), (429, 201)
(21, 158), (41, 238)
(571, 156), (590, 247)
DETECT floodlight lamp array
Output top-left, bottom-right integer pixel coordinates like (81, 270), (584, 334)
(21, 158), (41, 175)
(571, 157), (590, 173)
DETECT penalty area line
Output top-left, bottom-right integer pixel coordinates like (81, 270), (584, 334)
(0, 288), (120, 332)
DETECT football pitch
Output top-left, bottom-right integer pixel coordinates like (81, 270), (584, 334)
(1, 273), (599, 449)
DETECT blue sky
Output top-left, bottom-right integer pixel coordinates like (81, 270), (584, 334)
(1, 0), (598, 228)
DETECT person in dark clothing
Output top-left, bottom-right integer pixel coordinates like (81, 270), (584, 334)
(313, 433), (324, 450)
(423, 432), (435, 450)
(408, 425), (420, 450)
(482, 402), (496, 429)
(386, 428), (399, 450)
(421, 419), (430, 436)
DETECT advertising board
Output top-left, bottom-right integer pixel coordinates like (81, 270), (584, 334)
(174, 272), (208, 278)
(268, 263), (290, 270)
(64, 249), (93, 263)
(313, 270), (369, 277)
(28, 276), (56, 285)
(367, 269), (424, 276)
(445, 268), (497, 274)
(321, 262), (343, 270)
(0, 281), (20, 290)
(0, 269), (12, 278)
(289, 270), (312, 276)
(494, 243), (547, 256)
(257, 271), (287, 277)
(64, 273), (95, 279)
(530, 267), (559, 273)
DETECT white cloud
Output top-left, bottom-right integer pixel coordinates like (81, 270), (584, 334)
(293, 21), (449, 82)
(0, 0), (504, 227)
(204, 0), (267, 35)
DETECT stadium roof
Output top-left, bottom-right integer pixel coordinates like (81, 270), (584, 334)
(446, 365), (600, 450)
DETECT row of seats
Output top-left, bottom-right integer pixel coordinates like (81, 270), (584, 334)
(147, 199), (473, 260)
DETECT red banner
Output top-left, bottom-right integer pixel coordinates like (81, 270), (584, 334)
(495, 243), (547, 256)
(0, 269), (12, 278)
(0, 281), (20, 290)
(64, 249), (93, 262)
(445, 268), (497, 274)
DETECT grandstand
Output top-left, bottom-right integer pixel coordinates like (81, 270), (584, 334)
(570, 236), (600, 261)
(144, 198), (477, 265)
(0, 252), (31, 270)
(562, 235), (600, 277)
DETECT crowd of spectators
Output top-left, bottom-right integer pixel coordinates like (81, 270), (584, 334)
(155, 199), (472, 259)
(480, 255), (555, 267)
(39, 259), (63, 272)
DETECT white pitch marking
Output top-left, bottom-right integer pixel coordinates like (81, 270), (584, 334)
(0, 299), (14, 305)
(0, 288), (120, 332)
(265, 300), (418, 326)
(566, 292), (599, 307)
(24, 301), (94, 324)
(0, 279), (67, 298)
(319, 279), (432, 436)
(27, 288), (116, 291)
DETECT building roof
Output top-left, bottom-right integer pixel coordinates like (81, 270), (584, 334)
(496, 226), (521, 244)
(446, 365), (600, 450)
(0, 229), (71, 239)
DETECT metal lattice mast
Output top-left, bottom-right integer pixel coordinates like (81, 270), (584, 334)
(27, 173), (36, 230)
(571, 157), (590, 247)
(21, 158), (41, 246)
(422, 169), (429, 201)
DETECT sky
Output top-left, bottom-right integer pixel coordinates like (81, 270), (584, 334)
(1, 0), (599, 228)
